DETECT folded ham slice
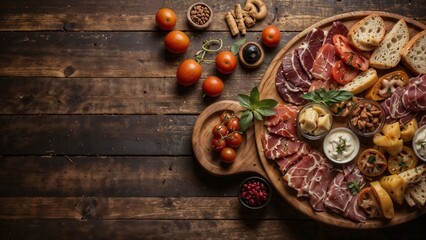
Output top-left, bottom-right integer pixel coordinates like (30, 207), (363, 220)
(308, 159), (337, 211)
(262, 133), (303, 160)
(298, 28), (326, 78)
(402, 75), (426, 112)
(324, 21), (349, 45)
(310, 43), (339, 81)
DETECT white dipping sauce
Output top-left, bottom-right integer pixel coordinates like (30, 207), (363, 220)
(414, 126), (426, 160)
(323, 127), (360, 164)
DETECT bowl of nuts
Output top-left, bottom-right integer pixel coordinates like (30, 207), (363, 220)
(187, 2), (213, 30)
(238, 176), (272, 210)
(348, 99), (385, 137)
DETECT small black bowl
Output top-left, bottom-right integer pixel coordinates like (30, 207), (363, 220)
(238, 176), (272, 209)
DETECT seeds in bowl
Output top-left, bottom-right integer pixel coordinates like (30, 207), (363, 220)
(190, 4), (211, 26)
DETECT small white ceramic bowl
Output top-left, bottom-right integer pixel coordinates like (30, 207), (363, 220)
(413, 124), (426, 162)
(323, 127), (360, 164)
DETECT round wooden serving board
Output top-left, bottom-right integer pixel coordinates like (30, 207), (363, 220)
(254, 11), (426, 228)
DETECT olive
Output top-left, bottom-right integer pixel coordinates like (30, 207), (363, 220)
(242, 44), (261, 64)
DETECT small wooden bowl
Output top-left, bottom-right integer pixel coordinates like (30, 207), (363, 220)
(238, 42), (265, 69)
(187, 2), (213, 30)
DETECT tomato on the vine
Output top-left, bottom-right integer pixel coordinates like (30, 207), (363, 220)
(164, 30), (190, 54)
(261, 25), (281, 47)
(226, 132), (243, 148)
(202, 76), (224, 97)
(220, 147), (237, 163)
(220, 111), (233, 125)
(227, 117), (240, 132)
(212, 124), (228, 138)
(211, 138), (226, 152)
(155, 8), (177, 30)
(331, 60), (359, 85)
(176, 59), (202, 86)
(215, 51), (237, 74)
(333, 34), (369, 71)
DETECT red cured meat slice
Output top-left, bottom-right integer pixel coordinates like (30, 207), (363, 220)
(344, 193), (367, 222)
(283, 49), (312, 89)
(310, 43), (339, 81)
(308, 159), (337, 211)
(284, 150), (324, 198)
(324, 172), (351, 213)
(267, 117), (297, 138)
(388, 87), (411, 119)
(276, 63), (307, 105)
(275, 142), (312, 174)
(262, 133), (303, 160)
(324, 21), (349, 45)
(298, 28), (326, 78)
(402, 75), (426, 112)
(264, 104), (299, 127)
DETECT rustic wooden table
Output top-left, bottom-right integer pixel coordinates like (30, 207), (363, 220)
(1, 0), (425, 239)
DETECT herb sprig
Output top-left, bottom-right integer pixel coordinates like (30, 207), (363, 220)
(336, 136), (347, 155)
(347, 181), (360, 195)
(302, 88), (353, 106)
(238, 86), (278, 132)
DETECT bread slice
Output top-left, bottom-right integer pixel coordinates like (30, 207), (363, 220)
(407, 175), (426, 208)
(348, 14), (385, 51)
(401, 30), (426, 74)
(398, 164), (426, 186)
(339, 68), (378, 94)
(405, 191), (417, 207)
(369, 19), (409, 69)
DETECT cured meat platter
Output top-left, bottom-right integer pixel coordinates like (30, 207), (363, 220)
(193, 11), (426, 228)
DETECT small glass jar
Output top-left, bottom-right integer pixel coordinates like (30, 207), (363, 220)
(238, 176), (272, 210)
(348, 99), (385, 138)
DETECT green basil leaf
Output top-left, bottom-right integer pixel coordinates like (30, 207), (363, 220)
(255, 108), (276, 117)
(253, 110), (263, 120)
(256, 99), (278, 109)
(249, 86), (260, 105)
(237, 94), (252, 109)
(230, 37), (246, 56)
(239, 110), (253, 132)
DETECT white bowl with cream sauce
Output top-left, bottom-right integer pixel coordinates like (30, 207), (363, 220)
(323, 127), (360, 164)
(413, 124), (426, 162)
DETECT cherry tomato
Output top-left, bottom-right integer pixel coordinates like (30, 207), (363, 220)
(331, 60), (360, 85)
(261, 25), (281, 47)
(211, 138), (226, 152)
(220, 111), (234, 125)
(333, 34), (368, 71)
(226, 117), (240, 132)
(212, 124), (228, 138)
(202, 76), (224, 97)
(155, 8), (177, 30)
(164, 30), (190, 54)
(215, 51), (237, 74)
(176, 59), (202, 86)
(220, 147), (237, 163)
(357, 187), (382, 218)
(226, 132), (243, 148)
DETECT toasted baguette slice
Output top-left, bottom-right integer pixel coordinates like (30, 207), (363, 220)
(339, 68), (378, 94)
(405, 191), (417, 207)
(401, 30), (426, 74)
(348, 14), (385, 51)
(398, 164), (426, 186)
(407, 175), (426, 208)
(369, 19), (409, 69)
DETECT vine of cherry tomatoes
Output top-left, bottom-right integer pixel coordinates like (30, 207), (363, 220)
(211, 111), (243, 163)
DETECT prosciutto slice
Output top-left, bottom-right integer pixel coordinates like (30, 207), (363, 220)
(283, 49), (312, 89)
(310, 43), (339, 81)
(262, 133), (303, 160)
(298, 28), (326, 78)
(324, 172), (350, 213)
(275, 142), (312, 174)
(308, 159), (337, 211)
(284, 151), (324, 198)
(264, 104), (299, 127)
(276, 63), (307, 105)
(402, 75), (426, 112)
(324, 21), (349, 45)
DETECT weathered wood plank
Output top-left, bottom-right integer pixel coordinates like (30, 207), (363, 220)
(0, 115), (194, 155)
(0, 32), (291, 78)
(0, 156), (252, 197)
(0, 0), (424, 31)
(0, 197), (305, 220)
(1, 218), (426, 240)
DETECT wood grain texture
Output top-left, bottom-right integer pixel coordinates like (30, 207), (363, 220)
(0, 0), (425, 31)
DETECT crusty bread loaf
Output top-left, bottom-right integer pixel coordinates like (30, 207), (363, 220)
(339, 68), (378, 94)
(407, 175), (426, 208)
(401, 30), (426, 75)
(369, 19), (409, 69)
(398, 164), (426, 185)
(348, 14), (385, 51)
